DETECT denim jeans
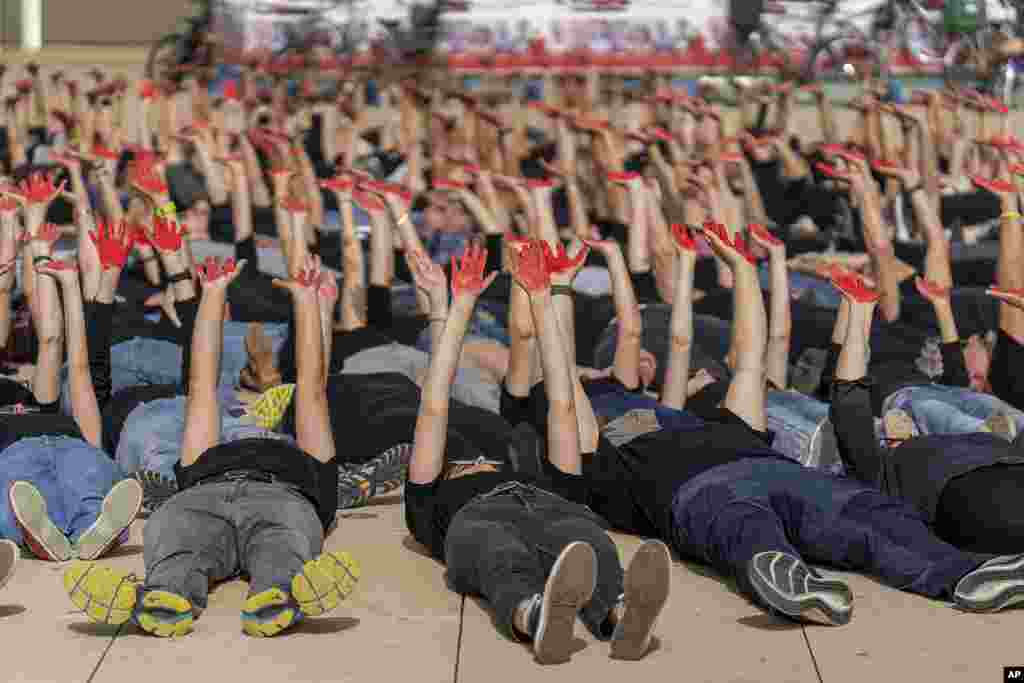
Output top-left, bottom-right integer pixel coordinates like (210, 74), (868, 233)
(765, 390), (843, 474)
(670, 458), (987, 605)
(116, 395), (294, 481)
(883, 384), (1024, 436)
(444, 482), (621, 640)
(103, 321), (289, 397)
(143, 480), (323, 609)
(0, 435), (124, 545)
(758, 263), (842, 310)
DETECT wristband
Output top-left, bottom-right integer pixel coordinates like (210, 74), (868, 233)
(155, 201), (177, 218)
(166, 270), (192, 284)
(32, 255), (52, 266)
(1001, 211), (1022, 221)
(550, 284), (573, 297)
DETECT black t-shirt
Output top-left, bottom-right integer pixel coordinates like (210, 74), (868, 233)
(0, 412), (83, 453)
(174, 438), (338, 530)
(585, 411), (785, 540)
(405, 466), (587, 560)
(991, 328), (1024, 411)
(0, 377), (41, 408)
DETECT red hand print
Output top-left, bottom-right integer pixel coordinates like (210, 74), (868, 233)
(540, 241), (588, 274)
(150, 216), (187, 253)
(89, 220), (135, 269)
(510, 240), (549, 293)
(670, 223), (696, 251)
(451, 244), (491, 296)
(18, 173), (64, 204)
(749, 222), (783, 247)
(830, 269), (880, 304)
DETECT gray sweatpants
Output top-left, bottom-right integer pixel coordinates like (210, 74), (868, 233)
(142, 480), (324, 609)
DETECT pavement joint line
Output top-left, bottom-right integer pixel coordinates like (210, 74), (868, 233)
(801, 625), (826, 683)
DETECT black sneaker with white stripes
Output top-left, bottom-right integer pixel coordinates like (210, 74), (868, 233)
(954, 554), (1024, 613)
(747, 551), (853, 626)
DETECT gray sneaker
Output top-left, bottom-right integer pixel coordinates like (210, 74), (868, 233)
(954, 554), (1024, 613)
(76, 479), (143, 561)
(532, 541), (597, 665)
(748, 551), (853, 626)
(610, 539), (671, 660)
(8, 480), (72, 562)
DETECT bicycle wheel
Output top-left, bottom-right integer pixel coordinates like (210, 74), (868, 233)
(146, 34), (182, 80)
(944, 33), (987, 86)
(895, 11), (945, 68)
(802, 35), (886, 83)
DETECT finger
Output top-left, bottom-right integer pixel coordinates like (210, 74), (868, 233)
(481, 271), (498, 291)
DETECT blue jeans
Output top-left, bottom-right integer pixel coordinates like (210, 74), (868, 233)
(105, 322), (288, 395)
(667, 458), (987, 602)
(765, 390), (843, 473)
(116, 396), (294, 481)
(884, 384), (1024, 436)
(758, 263), (841, 310)
(0, 436), (124, 545)
(670, 458), (987, 605)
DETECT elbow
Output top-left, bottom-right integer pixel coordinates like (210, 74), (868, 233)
(618, 311), (643, 342)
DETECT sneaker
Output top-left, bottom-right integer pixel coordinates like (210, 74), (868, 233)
(0, 538), (18, 593)
(883, 408), (917, 445)
(63, 561), (193, 637)
(954, 554), (1024, 613)
(747, 551), (854, 626)
(8, 481), (72, 562)
(136, 470), (178, 516)
(358, 443), (413, 497)
(981, 412), (1018, 442)
(610, 540), (671, 660)
(532, 541), (597, 665)
(75, 479), (143, 561)
(337, 468), (373, 510)
(291, 551), (361, 618)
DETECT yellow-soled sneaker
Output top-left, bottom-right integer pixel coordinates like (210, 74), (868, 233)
(63, 561), (193, 637)
(242, 587), (301, 637)
(292, 551), (361, 617)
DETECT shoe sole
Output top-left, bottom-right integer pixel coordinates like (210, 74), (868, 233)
(534, 541), (597, 666)
(242, 587), (300, 637)
(611, 540), (671, 660)
(64, 560), (192, 636)
(292, 551), (361, 617)
(0, 539), (18, 593)
(748, 554), (853, 627)
(9, 481), (72, 562)
(983, 413), (1018, 442)
(76, 479), (143, 561)
(955, 555), (1024, 613)
(883, 409), (916, 444)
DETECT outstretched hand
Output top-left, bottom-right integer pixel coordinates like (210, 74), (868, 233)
(830, 267), (880, 304)
(196, 257), (245, 291)
(451, 243), (496, 301)
(406, 249), (448, 312)
(508, 239), (550, 295)
(271, 254), (322, 299)
(541, 240), (588, 285)
(147, 216), (188, 253)
(89, 220), (135, 269)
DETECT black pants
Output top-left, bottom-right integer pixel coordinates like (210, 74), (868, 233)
(444, 483), (622, 640)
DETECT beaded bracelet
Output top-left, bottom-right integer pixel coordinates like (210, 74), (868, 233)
(1001, 211), (1022, 221)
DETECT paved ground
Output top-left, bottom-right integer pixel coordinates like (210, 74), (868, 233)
(2, 46), (1023, 683)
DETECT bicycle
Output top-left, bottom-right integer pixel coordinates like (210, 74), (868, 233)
(800, 0), (890, 82)
(146, 0), (447, 82)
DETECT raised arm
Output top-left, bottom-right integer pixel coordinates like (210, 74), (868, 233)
(660, 224), (697, 410)
(749, 223), (791, 390)
(587, 239), (642, 389)
(409, 245), (496, 485)
(179, 257), (244, 467)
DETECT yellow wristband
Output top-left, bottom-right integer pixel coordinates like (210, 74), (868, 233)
(1001, 211), (1022, 221)
(155, 201), (177, 218)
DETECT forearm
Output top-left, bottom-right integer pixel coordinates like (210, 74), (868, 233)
(606, 251), (642, 389)
(410, 303), (473, 484)
(765, 255), (791, 389)
(184, 292), (225, 406)
(369, 212), (394, 287)
(293, 295), (326, 400)
(625, 185), (650, 272)
(61, 283), (101, 446)
(566, 181), (590, 240)
(834, 304), (871, 382)
(195, 146), (227, 206)
(529, 294), (581, 474)
(661, 255), (695, 410)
